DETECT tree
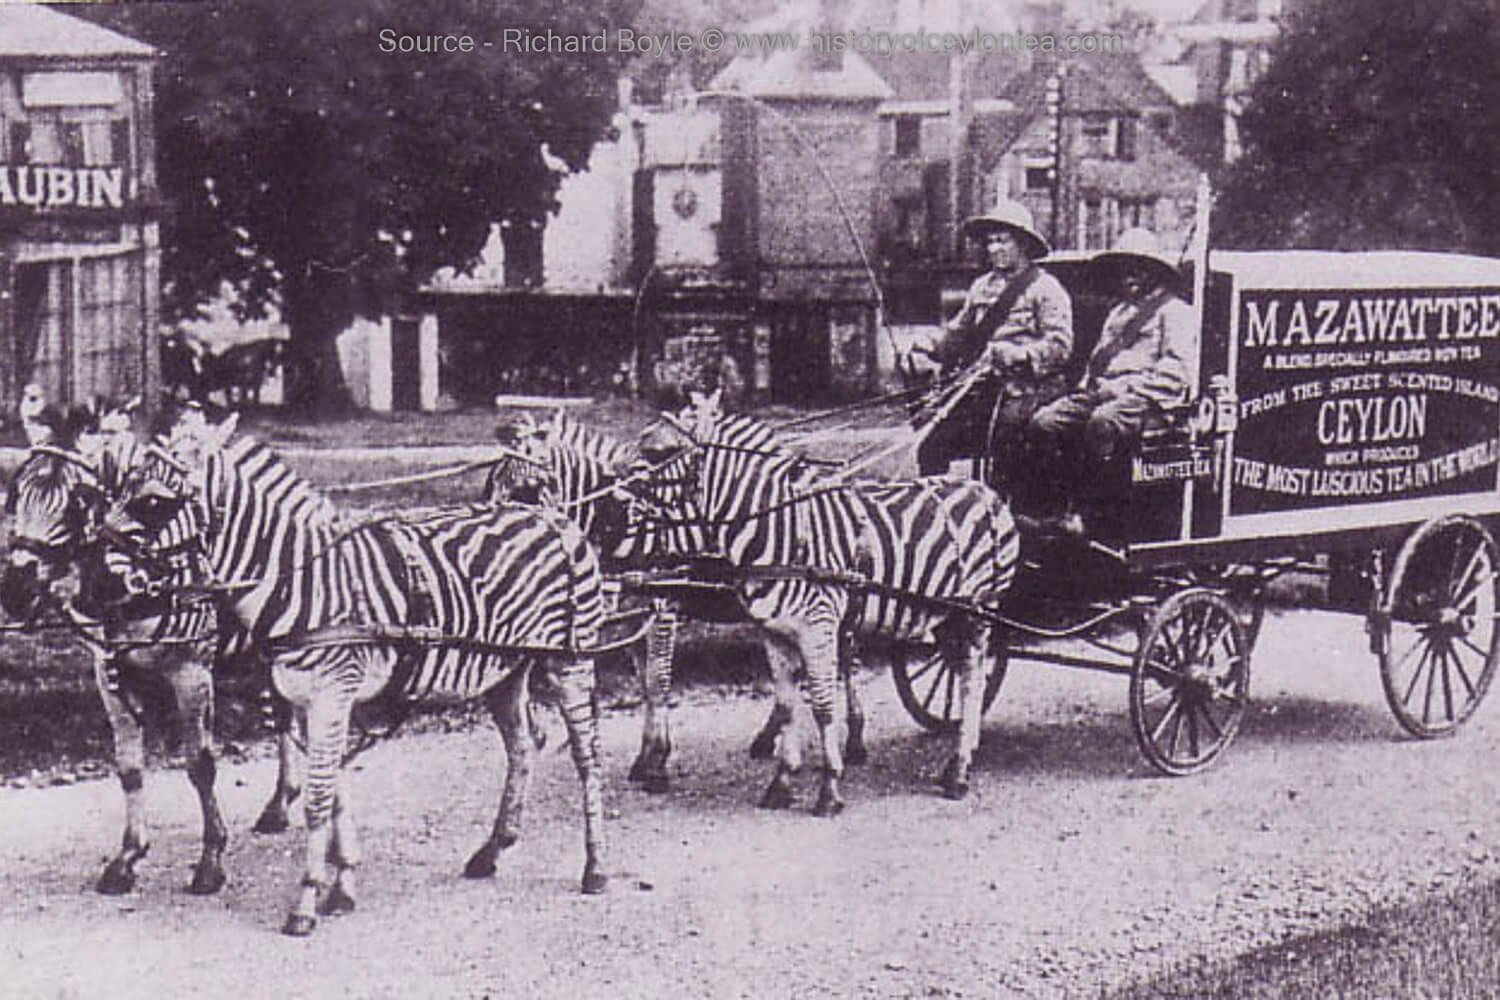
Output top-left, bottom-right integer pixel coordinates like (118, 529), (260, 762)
(74, 0), (640, 411)
(1214, 0), (1500, 255)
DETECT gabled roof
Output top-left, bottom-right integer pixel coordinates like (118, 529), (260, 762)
(0, 4), (155, 60)
(994, 52), (1178, 117)
(860, 48), (1028, 104)
(708, 50), (894, 101)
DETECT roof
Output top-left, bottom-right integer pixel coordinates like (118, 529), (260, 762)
(708, 49), (894, 101)
(1212, 250), (1500, 290)
(0, 4), (155, 60)
(1054, 52), (1180, 113)
(859, 48), (1027, 104)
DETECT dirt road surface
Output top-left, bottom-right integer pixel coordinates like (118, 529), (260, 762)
(4, 609), (1500, 999)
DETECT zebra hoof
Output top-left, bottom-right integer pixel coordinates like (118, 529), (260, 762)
(812, 792), (846, 818)
(627, 757), (649, 783)
(317, 885), (356, 916)
(188, 864), (226, 895)
(581, 869), (608, 895)
(759, 780), (793, 810)
(282, 913), (317, 937)
(252, 810), (290, 835)
(96, 861), (136, 896)
(462, 852), (497, 879)
(938, 757), (970, 801)
(748, 733), (778, 761)
(940, 778), (970, 801)
(640, 771), (670, 795)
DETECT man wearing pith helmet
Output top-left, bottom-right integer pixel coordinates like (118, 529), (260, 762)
(917, 198), (1074, 486)
(1028, 227), (1198, 522)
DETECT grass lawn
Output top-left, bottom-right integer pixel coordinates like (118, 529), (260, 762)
(1110, 877), (1500, 998)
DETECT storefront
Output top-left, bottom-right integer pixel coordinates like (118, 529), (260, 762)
(0, 5), (158, 415)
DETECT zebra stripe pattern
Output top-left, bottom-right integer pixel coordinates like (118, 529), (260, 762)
(1, 411), (229, 897)
(633, 390), (1019, 807)
(488, 410), (871, 790)
(113, 409), (608, 935)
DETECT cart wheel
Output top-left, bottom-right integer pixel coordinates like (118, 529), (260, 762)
(892, 643), (1008, 734)
(1375, 515), (1500, 738)
(1130, 588), (1251, 776)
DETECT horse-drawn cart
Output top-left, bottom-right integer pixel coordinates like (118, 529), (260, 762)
(891, 249), (1500, 775)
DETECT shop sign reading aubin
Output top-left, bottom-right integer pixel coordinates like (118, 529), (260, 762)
(0, 163), (127, 211)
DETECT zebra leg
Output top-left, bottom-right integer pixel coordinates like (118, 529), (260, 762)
(553, 656), (608, 895)
(465, 668), (534, 879)
(795, 623), (848, 818)
(757, 632), (805, 810)
(282, 677), (355, 937)
(752, 634), (865, 765)
(628, 598), (676, 793)
(167, 657), (229, 895)
(318, 784), (360, 916)
(748, 698), (793, 761)
(842, 636), (869, 767)
(253, 693), (304, 835)
(92, 655), (151, 895)
(937, 621), (987, 801)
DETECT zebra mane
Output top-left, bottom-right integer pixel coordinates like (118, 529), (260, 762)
(217, 435), (347, 529)
(547, 412), (637, 472)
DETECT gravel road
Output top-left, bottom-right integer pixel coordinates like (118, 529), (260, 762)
(3, 607), (1500, 999)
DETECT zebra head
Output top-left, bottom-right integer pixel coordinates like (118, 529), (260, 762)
(82, 404), (229, 614)
(487, 409), (640, 556)
(485, 410), (556, 506)
(630, 398), (821, 561)
(0, 396), (144, 622)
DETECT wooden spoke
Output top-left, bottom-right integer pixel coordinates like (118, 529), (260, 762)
(1131, 589), (1250, 776)
(891, 643), (1008, 734)
(1378, 516), (1500, 737)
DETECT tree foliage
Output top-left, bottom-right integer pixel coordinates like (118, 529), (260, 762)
(1215, 0), (1500, 254)
(72, 0), (640, 410)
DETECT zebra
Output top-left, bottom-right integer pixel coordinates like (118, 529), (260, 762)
(628, 389), (1019, 809)
(109, 407), (609, 935)
(486, 409), (870, 793)
(0, 400), (229, 896)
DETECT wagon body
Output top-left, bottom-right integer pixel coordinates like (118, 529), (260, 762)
(896, 249), (1500, 775)
(1127, 249), (1500, 566)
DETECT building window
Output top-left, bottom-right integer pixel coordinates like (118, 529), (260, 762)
(7, 121), (30, 161)
(1024, 165), (1052, 191)
(894, 116), (921, 158)
(1082, 196), (1105, 250)
(1080, 115), (1139, 161)
(1117, 116), (1137, 161)
(1119, 197), (1155, 231)
(1080, 115), (1116, 159)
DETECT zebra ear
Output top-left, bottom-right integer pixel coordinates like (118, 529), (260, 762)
(207, 412), (239, 450)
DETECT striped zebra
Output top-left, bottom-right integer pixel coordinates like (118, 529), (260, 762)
(110, 407), (609, 936)
(487, 409), (870, 792)
(630, 390), (1019, 808)
(1, 401), (229, 896)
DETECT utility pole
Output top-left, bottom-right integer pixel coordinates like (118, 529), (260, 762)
(1045, 66), (1067, 247)
(947, 0), (972, 260)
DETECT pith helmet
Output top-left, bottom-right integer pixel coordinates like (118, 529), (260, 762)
(960, 199), (1050, 259)
(1092, 228), (1184, 288)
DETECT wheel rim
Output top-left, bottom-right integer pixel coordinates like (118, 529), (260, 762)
(1130, 589), (1250, 775)
(1379, 516), (1500, 737)
(892, 644), (1008, 734)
